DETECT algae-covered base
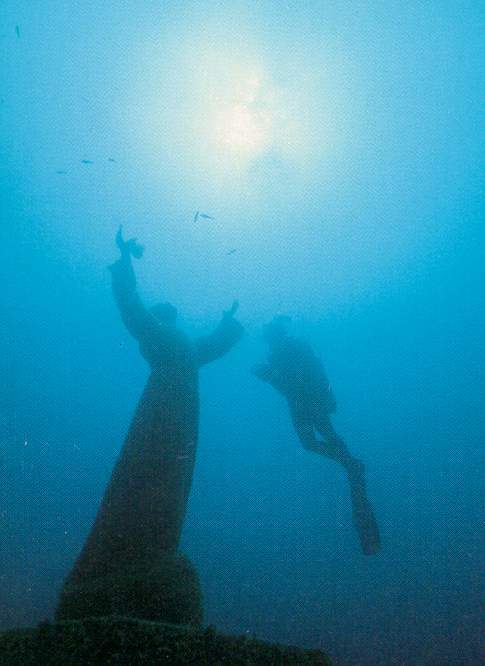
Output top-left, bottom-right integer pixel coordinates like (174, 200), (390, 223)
(0, 616), (331, 665)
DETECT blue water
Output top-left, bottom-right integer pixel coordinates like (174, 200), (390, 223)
(1, 2), (483, 664)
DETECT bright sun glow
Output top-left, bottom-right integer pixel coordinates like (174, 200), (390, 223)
(213, 76), (273, 157)
(218, 103), (268, 151)
(135, 26), (341, 191)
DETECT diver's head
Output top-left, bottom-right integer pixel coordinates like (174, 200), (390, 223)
(150, 302), (178, 326)
(263, 315), (291, 346)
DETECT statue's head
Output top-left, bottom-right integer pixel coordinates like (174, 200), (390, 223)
(150, 302), (178, 326)
(263, 315), (291, 345)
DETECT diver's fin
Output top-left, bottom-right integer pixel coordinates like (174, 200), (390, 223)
(347, 461), (381, 555)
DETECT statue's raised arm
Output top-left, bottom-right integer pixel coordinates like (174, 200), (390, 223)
(195, 299), (244, 367)
(109, 226), (152, 340)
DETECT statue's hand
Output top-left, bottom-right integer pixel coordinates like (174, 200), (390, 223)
(126, 238), (144, 258)
(223, 300), (239, 319)
(115, 225), (126, 253)
(115, 225), (144, 258)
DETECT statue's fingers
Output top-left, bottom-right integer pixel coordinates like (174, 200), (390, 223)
(115, 226), (126, 250)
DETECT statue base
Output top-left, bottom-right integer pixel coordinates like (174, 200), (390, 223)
(56, 552), (202, 626)
(0, 616), (330, 665)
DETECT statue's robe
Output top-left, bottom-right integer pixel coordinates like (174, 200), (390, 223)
(65, 256), (243, 586)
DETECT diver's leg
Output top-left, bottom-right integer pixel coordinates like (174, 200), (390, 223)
(290, 406), (325, 454)
(290, 405), (349, 461)
(313, 414), (361, 470)
(313, 414), (380, 553)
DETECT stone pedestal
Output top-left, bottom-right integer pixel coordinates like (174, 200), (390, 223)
(56, 552), (202, 625)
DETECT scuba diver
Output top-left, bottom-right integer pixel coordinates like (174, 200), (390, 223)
(252, 315), (380, 555)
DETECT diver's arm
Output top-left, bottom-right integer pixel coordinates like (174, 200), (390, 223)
(252, 362), (285, 390)
(252, 363), (289, 394)
(195, 300), (244, 366)
(251, 363), (273, 382)
(109, 227), (152, 340)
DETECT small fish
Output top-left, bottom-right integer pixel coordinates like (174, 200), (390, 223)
(108, 157), (116, 162)
(56, 170), (67, 174)
(193, 211), (215, 222)
(81, 159), (94, 164)
(226, 248), (237, 255)
(15, 25), (20, 39)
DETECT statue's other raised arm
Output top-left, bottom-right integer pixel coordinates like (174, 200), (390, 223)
(195, 300), (244, 367)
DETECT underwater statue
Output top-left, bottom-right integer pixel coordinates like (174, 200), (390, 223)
(253, 315), (380, 555)
(56, 227), (243, 623)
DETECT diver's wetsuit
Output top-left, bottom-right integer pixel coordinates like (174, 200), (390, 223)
(256, 336), (355, 468)
(255, 332), (381, 555)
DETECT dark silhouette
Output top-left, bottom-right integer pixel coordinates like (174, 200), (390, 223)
(56, 227), (243, 622)
(253, 316), (380, 555)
